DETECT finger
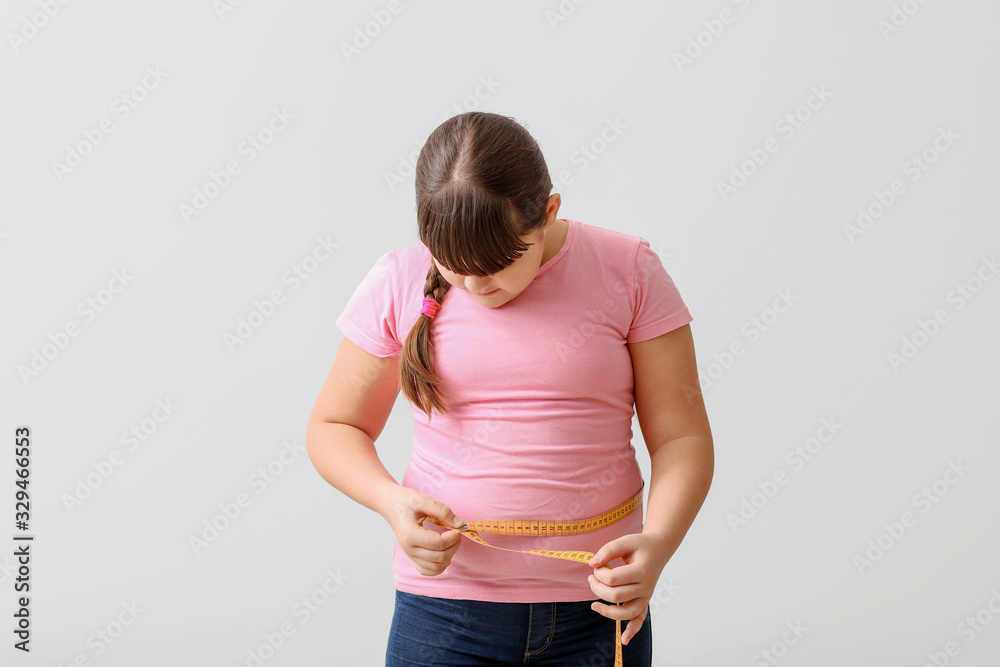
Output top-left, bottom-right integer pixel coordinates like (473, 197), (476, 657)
(406, 546), (449, 564)
(412, 526), (462, 551)
(410, 557), (448, 576)
(430, 527), (463, 548)
(621, 608), (648, 645)
(587, 574), (643, 604)
(590, 561), (643, 587)
(415, 496), (464, 530)
(406, 539), (460, 564)
(588, 534), (639, 568)
(590, 598), (643, 621)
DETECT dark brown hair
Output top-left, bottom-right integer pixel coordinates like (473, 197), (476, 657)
(399, 111), (553, 420)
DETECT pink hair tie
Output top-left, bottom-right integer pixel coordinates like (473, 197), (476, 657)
(420, 297), (441, 320)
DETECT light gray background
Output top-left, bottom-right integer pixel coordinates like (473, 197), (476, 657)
(2, 1), (999, 665)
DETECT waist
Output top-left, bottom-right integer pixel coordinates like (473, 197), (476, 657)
(401, 463), (643, 525)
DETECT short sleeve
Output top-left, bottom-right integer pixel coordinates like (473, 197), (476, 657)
(627, 238), (694, 344)
(334, 251), (402, 357)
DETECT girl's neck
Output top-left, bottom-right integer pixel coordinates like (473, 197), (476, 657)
(540, 218), (569, 267)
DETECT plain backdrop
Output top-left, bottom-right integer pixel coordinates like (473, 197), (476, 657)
(2, 1), (999, 665)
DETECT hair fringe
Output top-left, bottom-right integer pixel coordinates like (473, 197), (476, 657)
(399, 112), (552, 420)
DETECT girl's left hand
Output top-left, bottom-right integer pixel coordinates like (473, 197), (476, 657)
(587, 532), (670, 645)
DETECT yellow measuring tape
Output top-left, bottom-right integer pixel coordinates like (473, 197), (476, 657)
(427, 481), (644, 667)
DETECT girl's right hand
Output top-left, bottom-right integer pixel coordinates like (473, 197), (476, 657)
(383, 485), (464, 577)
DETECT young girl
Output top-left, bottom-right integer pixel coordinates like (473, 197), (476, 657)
(306, 111), (714, 666)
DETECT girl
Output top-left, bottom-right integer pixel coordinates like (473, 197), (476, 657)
(306, 111), (714, 666)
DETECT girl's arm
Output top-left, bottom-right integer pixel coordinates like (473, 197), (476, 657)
(307, 420), (401, 519)
(587, 323), (715, 644)
(305, 337), (464, 576)
(631, 323), (715, 562)
(305, 336), (403, 519)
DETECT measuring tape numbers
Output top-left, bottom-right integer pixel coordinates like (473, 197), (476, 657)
(426, 481), (645, 667)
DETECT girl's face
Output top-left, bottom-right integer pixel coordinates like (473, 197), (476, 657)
(432, 226), (548, 308)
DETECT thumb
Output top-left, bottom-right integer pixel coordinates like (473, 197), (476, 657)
(420, 496), (464, 530)
(588, 536), (631, 568)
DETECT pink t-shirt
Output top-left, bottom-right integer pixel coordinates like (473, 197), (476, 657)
(335, 218), (693, 602)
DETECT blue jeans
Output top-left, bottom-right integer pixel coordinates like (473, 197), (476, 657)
(385, 589), (652, 666)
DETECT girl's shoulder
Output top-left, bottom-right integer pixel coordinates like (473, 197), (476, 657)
(568, 218), (652, 266)
(577, 218), (648, 246)
(390, 240), (432, 275)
